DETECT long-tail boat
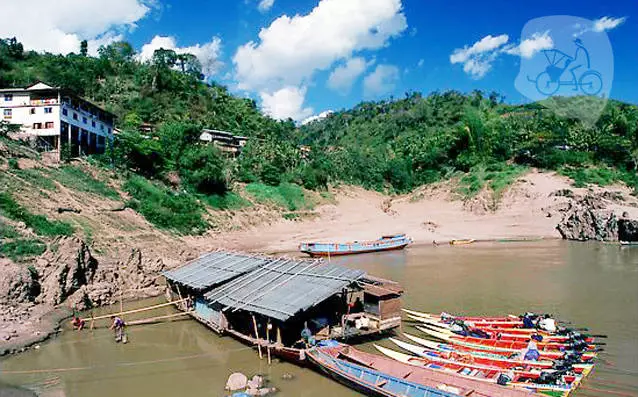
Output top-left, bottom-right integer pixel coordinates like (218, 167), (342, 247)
(299, 234), (411, 257)
(311, 343), (542, 397)
(400, 332), (594, 373)
(404, 309), (526, 327)
(418, 325), (597, 352)
(409, 316), (596, 344)
(416, 326), (598, 362)
(374, 344), (579, 397)
(390, 336), (593, 376)
(306, 346), (461, 397)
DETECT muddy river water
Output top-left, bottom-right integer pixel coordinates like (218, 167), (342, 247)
(1, 241), (637, 396)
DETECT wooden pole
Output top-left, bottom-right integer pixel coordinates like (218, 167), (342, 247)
(124, 312), (192, 327)
(80, 298), (188, 322)
(266, 321), (272, 365)
(252, 315), (263, 359)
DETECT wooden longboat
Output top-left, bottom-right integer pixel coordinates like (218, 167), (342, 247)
(306, 346), (464, 397)
(299, 234), (411, 257)
(449, 239), (475, 246)
(312, 344), (541, 397)
(416, 326), (597, 362)
(374, 345), (577, 397)
(406, 313), (591, 341)
(399, 332), (593, 375)
(408, 315), (596, 343)
(404, 308), (525, 326)
(418, 325), (597, 352)
(386, 338), (586, 382)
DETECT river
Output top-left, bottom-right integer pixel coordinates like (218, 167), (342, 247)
(1, 241), (637, 397)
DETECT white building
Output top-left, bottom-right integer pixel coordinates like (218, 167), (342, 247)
(0, 82), (115, 160)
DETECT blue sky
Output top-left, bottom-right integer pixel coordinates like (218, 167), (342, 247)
(2, 0), (636, 121)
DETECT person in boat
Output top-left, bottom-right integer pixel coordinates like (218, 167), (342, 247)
(522, 340), (541, 361)
(349, 297), (364, 314)
(109, 315), (125, 343)
(71, 315), (85, 331)
(300, 322), (315, 347)
(538, 314), (557, 333)
(522, 313), (536, 329)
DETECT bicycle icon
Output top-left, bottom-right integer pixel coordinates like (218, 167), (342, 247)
(527, 38), (603, 96)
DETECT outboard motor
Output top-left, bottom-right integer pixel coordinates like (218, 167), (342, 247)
(536, 370), (568, 385)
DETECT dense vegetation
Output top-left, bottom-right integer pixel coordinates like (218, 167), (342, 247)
(1, 37), (637, 238)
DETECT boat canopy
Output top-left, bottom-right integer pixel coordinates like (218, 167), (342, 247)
(204, 258), (366, 321)
(162, 251), (269, 291)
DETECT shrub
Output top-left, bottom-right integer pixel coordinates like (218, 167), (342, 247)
(0, 192), (74, 237)
(245, 182), (313, 211)
(0, 239), (46, 261)
(180, 145), (227, 195)
(123, 175), (208, 234)
(49, 166), (120, 200)
(203, 192), (251, 211)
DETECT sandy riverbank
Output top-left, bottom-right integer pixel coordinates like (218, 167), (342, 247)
(199, 170), (638, 253)
(2, 170), (637, 358)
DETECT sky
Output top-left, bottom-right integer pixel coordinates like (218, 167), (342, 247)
(1, 0), (636, 123)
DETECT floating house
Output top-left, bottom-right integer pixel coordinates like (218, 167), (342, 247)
(163, 251), (403, 362)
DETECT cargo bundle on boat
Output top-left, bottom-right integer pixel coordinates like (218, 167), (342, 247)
(162, 251), (403, 362)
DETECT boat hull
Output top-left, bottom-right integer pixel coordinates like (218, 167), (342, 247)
(300, 234), (412, 257)
(302, 243), (409, 257)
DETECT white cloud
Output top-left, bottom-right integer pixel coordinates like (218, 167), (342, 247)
(363, 64), (399, 98)
(327, 57), (372, 94)
(593, 16), (627, 32)
(450, 34), (509, 64)
(233, 0), (407, 91)
(450, 34), (508, 79)
(301, 110), (334, 125)
(260, 86), (314, 121)
(505, 31), (553, 58)
(0, 0), (152, 54)
(417, 59), (424, 68)
(138, 35), (224, 76)
(258, 0), (275, 12)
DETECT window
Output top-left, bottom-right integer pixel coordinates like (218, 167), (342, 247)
(33, 123), (42, 129)
(3, 94), (12, 102)
(30, 108), (36, 115)
(62, 108), (68, 116)
(107, 128), (112, 135)
(44, 107), (53, 114)
(45, 122), (54, 129)
(82, 117), (87, 124)
(73, 113), (78, 120)
(91, 121), (96, 127)
(4, 109), (12, 116)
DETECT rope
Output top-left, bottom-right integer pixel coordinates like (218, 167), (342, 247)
(1, 345), (254, 375)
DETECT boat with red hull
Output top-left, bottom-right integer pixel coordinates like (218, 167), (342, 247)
(417, 326), (598, 362)
(310, 343), (542, 397)
(299, 234), (412, 257)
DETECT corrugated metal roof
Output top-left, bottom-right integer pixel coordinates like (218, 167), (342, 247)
(162, 252), (268, 290)
(204, 258), (365, 321)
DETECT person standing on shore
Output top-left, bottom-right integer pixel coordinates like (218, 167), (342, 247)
(109, 316), (125, 343)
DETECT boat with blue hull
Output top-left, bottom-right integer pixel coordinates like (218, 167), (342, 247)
(299, 234), (412, 257)
(307, 347), (461, 397)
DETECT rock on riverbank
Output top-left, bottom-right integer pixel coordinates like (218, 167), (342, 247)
(556, 193), (638, 241)
(0, 237), (168, 355)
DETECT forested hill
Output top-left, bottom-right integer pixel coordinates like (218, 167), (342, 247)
(300, 92), (638, 193)
(1, 37), (637, 202)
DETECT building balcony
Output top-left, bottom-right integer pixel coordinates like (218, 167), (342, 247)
(30, 98), (59, 106)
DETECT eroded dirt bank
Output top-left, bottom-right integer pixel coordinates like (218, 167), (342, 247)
(2, 170), (638, 356)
